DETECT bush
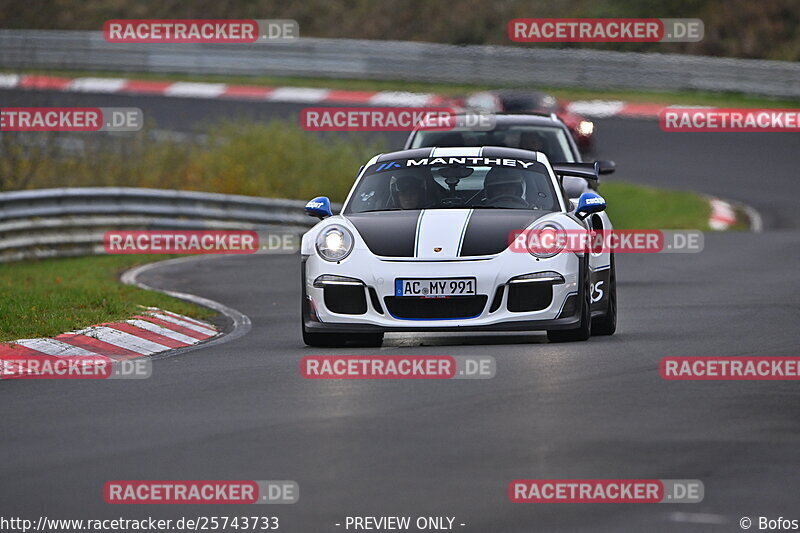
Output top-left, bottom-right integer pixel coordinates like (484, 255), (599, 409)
(0, 120), (385, 202)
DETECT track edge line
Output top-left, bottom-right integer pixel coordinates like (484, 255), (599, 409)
(120, 256), (252, 360)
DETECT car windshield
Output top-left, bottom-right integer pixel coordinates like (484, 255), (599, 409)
(409, 125), (576, 162)
(345, 157), (560, 214)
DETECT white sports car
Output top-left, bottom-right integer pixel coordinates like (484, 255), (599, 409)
(301, 146), (616, 347)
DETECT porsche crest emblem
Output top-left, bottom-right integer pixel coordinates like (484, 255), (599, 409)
(434, 247), (442, 252)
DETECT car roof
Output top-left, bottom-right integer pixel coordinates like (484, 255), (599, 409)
(409, 113), (566, 131)
(403, 113), (577, 155)
(374, 146), (543, 163)
(468, 113), (563, 126)
(494, 89), (547, 98)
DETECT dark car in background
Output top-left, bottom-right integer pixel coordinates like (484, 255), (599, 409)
(404, 113), (613, 197)
(459, 90), (596, 153)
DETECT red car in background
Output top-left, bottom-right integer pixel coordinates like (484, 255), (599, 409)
(460, 90), (595, 153)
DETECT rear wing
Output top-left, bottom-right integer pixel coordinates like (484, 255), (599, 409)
(552, 162), (600, 183)
(552, 160), (615, 183)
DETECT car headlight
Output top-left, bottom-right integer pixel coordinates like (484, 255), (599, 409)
(577, 120), (594, 136)
(527, 221), (567, 259)
(315, 225), (354, 262)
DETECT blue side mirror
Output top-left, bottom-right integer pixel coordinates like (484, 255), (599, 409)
(305, 196), (332, 219)
(575, 192), (606, 220)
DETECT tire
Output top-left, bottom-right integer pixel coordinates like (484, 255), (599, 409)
(547, 254), (592, 343)
(302, 327), (348, 348)
(302, 327), (384, 348)
(591, 254), (617, 336)
(349, 332), (384, 347)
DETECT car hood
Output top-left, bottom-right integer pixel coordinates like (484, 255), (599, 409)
(345, 209), (550, 258)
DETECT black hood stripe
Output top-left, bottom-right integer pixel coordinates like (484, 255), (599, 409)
(346, 211), (420, 257)
(459, 210), (548, 257)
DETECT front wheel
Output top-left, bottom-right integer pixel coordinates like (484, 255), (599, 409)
(547, 254), (592, 343)
(302, 325), (384, 348)
(302, 326), (348, 347)
(350, 332), (384, 347)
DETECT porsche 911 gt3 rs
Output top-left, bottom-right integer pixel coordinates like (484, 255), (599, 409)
(300, 146), (616, 347)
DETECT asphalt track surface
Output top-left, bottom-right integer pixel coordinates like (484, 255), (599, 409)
(1, 88), (800, 532)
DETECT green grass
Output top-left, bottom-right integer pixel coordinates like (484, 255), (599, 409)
(0, 255), (214, 342)
(6, 68), (799, 109)
(601, 182), (711, 230)
(0, 119), (385, 198)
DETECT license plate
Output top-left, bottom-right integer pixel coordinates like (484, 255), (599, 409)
(395, 278), (476, 298)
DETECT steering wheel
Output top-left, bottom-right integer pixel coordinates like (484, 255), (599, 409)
(486, 195), (530, 208)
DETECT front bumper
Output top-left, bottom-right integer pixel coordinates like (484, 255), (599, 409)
(302, 247), (583, 333)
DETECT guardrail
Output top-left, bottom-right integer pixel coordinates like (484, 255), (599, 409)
(0, 187), (332, 262)
(1, 30), (798, 98)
